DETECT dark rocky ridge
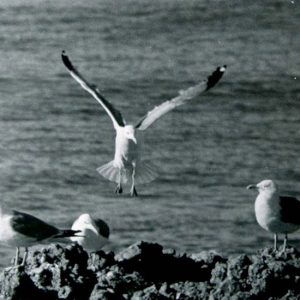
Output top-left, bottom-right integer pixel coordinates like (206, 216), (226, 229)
(1, 241), (300, 299)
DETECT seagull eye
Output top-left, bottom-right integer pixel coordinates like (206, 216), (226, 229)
(263, 183), (271, 189)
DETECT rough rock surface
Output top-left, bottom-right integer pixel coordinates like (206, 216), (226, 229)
(1, 242), (300, 299)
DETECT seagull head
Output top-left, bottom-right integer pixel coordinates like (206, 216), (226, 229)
(124, 125), (137, 144)
(77, 213), (93, 225)
(247, 179), (277, 194)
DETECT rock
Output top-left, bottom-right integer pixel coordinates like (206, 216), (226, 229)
(189, 250), (226, 266)
(170, 282), (209, 300)
(115, 241), (163, 266)
(115, 241), (213, 283)
(209, 254), (252, 299)
(0, 266), (52, 300)
(88, 250), (115, 272)
(89, 285), (123, 300)
(0, 244), (96, 300)
(131, 284), (163, 300)
(1, 242), (300, 299)
(247, 251), (300, 299)
(209, 247), (300, 300)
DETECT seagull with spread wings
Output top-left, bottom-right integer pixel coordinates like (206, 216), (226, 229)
(0, 205), (81, 267)
(62, 51), (226, 196)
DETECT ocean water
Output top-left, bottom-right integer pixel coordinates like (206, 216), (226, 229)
(0, 0), (299, 267)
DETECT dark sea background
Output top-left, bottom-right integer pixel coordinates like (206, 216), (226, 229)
(0, 0), (299, 267)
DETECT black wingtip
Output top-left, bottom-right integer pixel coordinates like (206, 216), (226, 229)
(205, 65), (227, 91)
(94, 218), (110, 239)
(61, 50), (75, 71)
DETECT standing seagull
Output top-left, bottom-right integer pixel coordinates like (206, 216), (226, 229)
(70, 213), (110, 260)
(62, 51), (226, 196)
(247, 179), (300, 252)
(0, 206), (81, 266)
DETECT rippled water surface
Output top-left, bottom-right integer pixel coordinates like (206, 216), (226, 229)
(0, 0), (299, 267)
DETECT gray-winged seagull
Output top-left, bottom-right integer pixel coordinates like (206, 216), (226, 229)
(0, 206), (81, 266)
(247, 179), (300, 252)
(62, 51), (226, 196)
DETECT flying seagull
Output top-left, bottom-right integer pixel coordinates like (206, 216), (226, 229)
(0, 206), (81, 266)
(62, 51), (226, 196)
(247, 179), (300, 252)
(70, 213), (110, 263)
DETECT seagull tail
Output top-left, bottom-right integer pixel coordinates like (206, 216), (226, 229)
(134, 161), (158, 185)
(96, 160), (128, 184)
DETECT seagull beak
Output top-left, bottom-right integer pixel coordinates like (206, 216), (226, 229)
(131, 136), (137, 144)
(246, 184), (257, 190)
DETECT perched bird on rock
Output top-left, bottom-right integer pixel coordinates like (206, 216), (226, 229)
(70, 213), (110, 256)
(247, 179), (300, 252)
(0, 206), (81, 266)
(62, 50), (226, 196)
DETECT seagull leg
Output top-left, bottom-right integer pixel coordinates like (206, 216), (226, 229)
(21, 248), (28, 266)
(115, 169), (123, 194)
(283, 233), (288, 252)
(91, 252), (95, 265)
(273, 233), (278, 252)
(14, 247), (20, 266)
(130, 186), (138, 197)
(115, 184), (123, 194)
(130, 164), (138, 197)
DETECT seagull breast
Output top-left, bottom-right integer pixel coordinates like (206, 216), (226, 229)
(0, 215), (36, 247)
(255, 194), (279, 232)
(115, 132), (139, 164)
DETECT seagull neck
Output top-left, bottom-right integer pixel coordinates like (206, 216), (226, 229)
(116, 127), (137, 143)
(116, 131), (129, 143)
(258, 190), (278, 203)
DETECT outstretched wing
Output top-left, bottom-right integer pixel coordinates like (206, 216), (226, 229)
(135, 65), (226, 130)
(61, 51), (125, 129)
